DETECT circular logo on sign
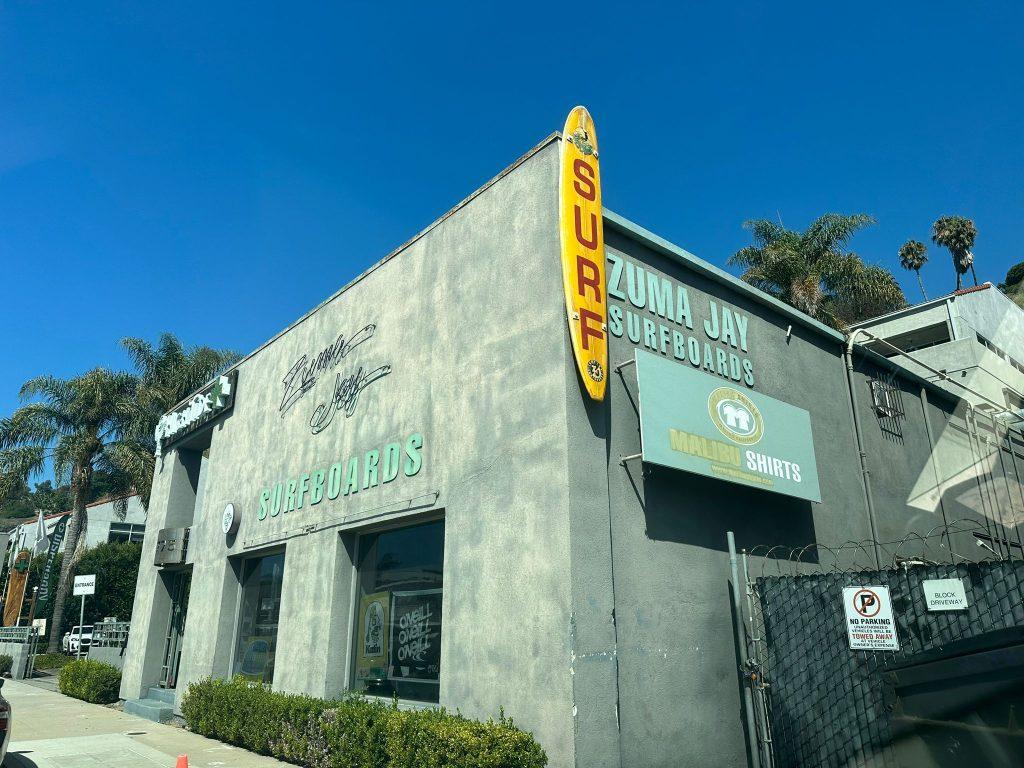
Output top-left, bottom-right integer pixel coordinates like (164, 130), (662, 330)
(222, 503), (239, 536)
(708, 387), (764, 445)
(587, 359), (605, 383)
(852, 588), (881, 617)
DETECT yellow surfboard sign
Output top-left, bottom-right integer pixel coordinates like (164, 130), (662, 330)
(559, 106), (608, 401)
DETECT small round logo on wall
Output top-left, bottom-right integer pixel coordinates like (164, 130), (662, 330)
(587, 359), (605, 383)
(222, 502), (239, 536)
(708, 387), (764, 445)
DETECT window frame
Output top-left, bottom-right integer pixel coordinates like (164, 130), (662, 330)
(228, 545), (287, 685)
(345, 512), (445, 704)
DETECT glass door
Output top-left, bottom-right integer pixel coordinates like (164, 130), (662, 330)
(160, 570), (191, 689)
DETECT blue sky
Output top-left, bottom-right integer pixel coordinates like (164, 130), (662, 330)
(1, 2), (1021, 484)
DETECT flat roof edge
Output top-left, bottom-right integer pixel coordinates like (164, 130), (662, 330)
(603, 209), (847, 343)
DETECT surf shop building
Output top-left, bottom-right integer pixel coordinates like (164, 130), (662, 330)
(120, 111), (1021, 768)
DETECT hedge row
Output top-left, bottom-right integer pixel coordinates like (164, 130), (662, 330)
(58, 659), (121, 703)
(0, 655), (12, 676)
(181, 676), (547, 768)
(34, 652), (74, 671)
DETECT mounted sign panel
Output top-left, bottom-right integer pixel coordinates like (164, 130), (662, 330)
(155, 370), (237, 457)
(559, 106), (608, 401)
(843, 585), (900, 651)
(73, 574), (96, 596)
(923, 578), (968, 611)
(154, 527), (190, 566)
(635, 350), (821, 502)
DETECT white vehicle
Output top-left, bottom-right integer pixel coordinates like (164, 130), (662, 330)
(67, 625), (94, 655)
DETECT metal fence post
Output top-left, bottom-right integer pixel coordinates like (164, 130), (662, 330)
(729, 532), (763, 768)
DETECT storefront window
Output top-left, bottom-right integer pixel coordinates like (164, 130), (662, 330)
(351, 520), (444, 703)
(233, 552), (285, 684)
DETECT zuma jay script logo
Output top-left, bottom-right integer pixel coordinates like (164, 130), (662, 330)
(708, 387), (764, 446)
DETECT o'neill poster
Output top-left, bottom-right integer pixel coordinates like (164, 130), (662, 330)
(388, 589), (442, 684)
(356, 591), (389, 681)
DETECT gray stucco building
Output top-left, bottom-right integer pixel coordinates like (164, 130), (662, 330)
(851, 283), (1024, 427)
(119, 133), (1024, 767)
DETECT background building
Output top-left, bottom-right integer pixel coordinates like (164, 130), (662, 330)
(4, 494), (147, 556)
(852, 283), (1024, 426)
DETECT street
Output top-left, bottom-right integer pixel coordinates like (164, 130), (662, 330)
(2, 679), (286, 768)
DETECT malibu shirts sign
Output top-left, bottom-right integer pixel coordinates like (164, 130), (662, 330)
(635, 350), (821, 502)
(155, 371), (237, 457)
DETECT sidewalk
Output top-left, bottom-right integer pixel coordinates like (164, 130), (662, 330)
(3, 679), (289, 768)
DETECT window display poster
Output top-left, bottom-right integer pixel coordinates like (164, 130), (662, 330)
(237, 636), (274, 681)
(356, 591), (390, 680)
(388, 589), (442, 683)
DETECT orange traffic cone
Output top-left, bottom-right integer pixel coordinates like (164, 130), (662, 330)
(175, 756), (188, 768)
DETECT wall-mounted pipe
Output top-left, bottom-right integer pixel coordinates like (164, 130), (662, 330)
(843, 330), (883, 569)
(728, 531), (763, 768)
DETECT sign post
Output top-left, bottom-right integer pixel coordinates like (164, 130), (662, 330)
(73, 574), (96, 660)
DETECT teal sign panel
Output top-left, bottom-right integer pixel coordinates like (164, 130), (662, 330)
(635, 350), (821, 502)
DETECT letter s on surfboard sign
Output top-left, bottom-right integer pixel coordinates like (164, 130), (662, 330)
(559, 106), (608, 401)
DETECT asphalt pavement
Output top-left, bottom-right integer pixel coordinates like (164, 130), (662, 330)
(2, 679), (288, 768)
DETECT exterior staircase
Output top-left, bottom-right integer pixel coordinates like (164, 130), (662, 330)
(123, 686), (175, 723)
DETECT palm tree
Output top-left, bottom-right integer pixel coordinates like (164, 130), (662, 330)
(0, 369), (137, 651)
(729, 213), (907, 329)
(898, 240), (929, 300)
(116, 334), (240, 506)
(931, 215), (978, 290)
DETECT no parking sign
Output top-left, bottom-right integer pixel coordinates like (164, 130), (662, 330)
(843, 586), (900, 651)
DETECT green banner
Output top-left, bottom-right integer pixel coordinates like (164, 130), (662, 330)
(636, 350), (821, 502)
(36, 515), (68, 616)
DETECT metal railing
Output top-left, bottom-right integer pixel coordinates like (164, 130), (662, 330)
(91, 620), (130, 648)
(0, 626), (33, 644)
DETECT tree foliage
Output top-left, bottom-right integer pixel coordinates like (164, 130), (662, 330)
(999, 260), (1024, 309)
(0, 368), (137, 650)
(729, 213), (907, 329)
(932, 215), (978, 290)
(0, 471), (122, 520)
(117, 334), (239, 508)
(898, 239), (929, 300)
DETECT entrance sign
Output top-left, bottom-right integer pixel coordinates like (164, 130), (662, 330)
(923, 578), (968, 611)
(559, 106), (608, 401)
(73, 574), (97, 660)
(843, 586), (900, 651)
(635, 350), (821, 502)
(73, 574), (97, 596)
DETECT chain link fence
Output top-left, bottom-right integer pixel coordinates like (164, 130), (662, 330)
(733, 519), (1024, 768)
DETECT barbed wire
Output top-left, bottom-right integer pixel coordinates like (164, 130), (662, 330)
(745, 517), (1001, 580)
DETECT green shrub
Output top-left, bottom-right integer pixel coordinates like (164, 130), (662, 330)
(57, 659), (121, 704)
(34, 652), (73, 671)
(0, 655), (12, 676)
(182, 677), (547, 768)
